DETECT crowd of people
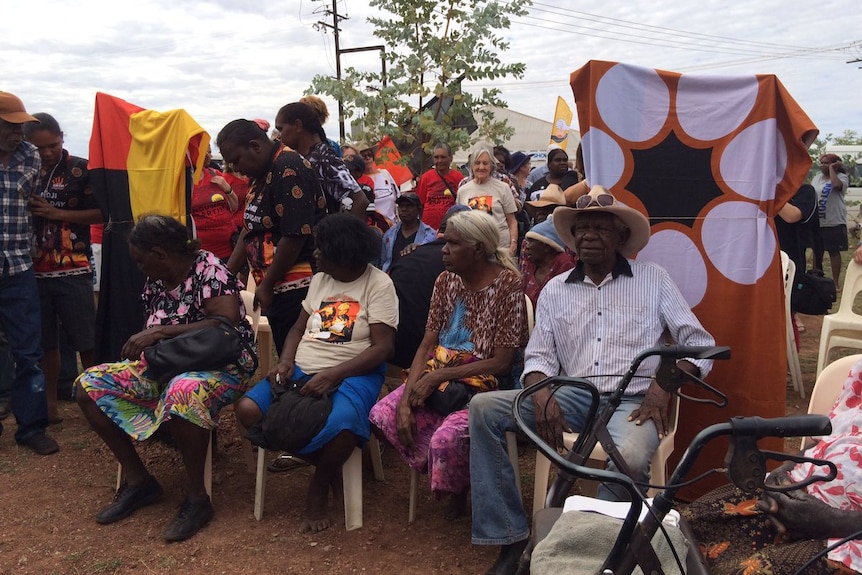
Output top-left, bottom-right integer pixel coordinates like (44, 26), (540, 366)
(1, 87), (860, 575)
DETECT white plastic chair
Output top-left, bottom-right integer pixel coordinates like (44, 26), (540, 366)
(531, 393), (680, 518)
(254, 438), (385, 531)
(117, 294), (260, 496)
(816, 261), (862, 376)
(781, 252), (804, 398)
(801, 353), (860, 449)
(407, 295), (533, 522)
(244, 275), (274, 375)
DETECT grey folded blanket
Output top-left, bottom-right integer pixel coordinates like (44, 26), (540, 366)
(531, 510), (689, 575)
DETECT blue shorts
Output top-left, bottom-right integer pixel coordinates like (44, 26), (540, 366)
(243, 363), (386, 454)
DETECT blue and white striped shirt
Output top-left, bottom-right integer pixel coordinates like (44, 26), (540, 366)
(524, 255), (715, 395)
(0, 141), (41, 275)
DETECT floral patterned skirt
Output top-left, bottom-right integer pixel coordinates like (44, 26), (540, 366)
(682, 484), (854, 575)
(369, 384), (471, 495)
(77, 358), (247, 441)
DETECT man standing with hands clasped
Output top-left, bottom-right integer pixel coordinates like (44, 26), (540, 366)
(0, 92), (59, 455)
(468, 186), (715, 575)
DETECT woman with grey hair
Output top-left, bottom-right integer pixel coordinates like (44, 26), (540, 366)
(369, 209), (527, 519)
(456, 142), (519, 253)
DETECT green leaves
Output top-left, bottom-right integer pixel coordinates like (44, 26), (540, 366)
(308, 0), (531, 162)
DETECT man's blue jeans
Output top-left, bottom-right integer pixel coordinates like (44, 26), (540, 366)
(0, 265), (48, 442)
(469, 386), (659, 545)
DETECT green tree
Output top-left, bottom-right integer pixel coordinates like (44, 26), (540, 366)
(308, 0), (530, 163)
(808, 129), (862, 186)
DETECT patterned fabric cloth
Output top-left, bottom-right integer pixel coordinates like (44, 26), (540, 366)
(370, 267), (527, 495)
(306, 140), (361, 215)
(32, 150), (98, 277)
(682, 484), (843, 575)
(79, 358), (244, 440)
(426, 269), (527, 358)
(425, 346), (497, 393)
(0, 141), (41, 275)
(78, 249), (256, 439)
(788, 358), (862, 572)
(370, 384), (472, 494)
(242, 143), (325, 290)
(683, 357), (862, 575)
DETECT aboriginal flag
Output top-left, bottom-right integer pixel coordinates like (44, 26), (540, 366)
(570, 61), (817, 498)
(89, 92), (210, 362)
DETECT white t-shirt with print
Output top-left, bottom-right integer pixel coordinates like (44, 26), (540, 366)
(294, 265), (399, 373)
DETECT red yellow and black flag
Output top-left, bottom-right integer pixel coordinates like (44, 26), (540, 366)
(89, 92), (210, 362)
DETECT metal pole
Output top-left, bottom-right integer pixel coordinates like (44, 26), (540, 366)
(333, 0), (345, 142)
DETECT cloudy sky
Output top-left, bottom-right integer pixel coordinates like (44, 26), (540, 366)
(3, 0), (859, 158)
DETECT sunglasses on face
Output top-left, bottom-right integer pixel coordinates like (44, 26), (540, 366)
(575, 191), (616, 209)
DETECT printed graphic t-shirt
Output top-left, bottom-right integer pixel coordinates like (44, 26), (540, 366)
(456, 178), (518, 248)
(294, 265), (399, 374)
(32, 151), (99, 277)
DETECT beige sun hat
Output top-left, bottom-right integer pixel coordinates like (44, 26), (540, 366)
(524, 184), (566, 220)
(552, 185), (651, 257)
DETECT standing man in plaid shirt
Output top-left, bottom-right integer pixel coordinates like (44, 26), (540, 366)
(0, 92), (58, 455)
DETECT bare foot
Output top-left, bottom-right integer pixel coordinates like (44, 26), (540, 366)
(299, 476), (332, 533)
(299, 514), (333, 533)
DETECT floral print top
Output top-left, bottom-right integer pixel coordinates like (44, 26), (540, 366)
(142, 249), (257, 373)
(790, 357), (862, 572)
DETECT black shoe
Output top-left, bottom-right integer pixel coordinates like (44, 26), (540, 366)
(20, 432), (59, 455)
(485, 539), (530, 575)
(95, 475), (163, 524)
(163, 496), (214, 542)
(0, 402), (9, 421)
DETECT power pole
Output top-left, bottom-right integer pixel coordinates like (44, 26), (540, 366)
(315, 0), (388, 142)
(317, 0), (347, 141)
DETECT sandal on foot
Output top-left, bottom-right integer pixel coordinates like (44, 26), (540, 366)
(267, 454), (309, 473)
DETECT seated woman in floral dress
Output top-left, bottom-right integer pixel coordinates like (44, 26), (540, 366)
(77, 214), (257, 541)
(369, 210), (528, 519)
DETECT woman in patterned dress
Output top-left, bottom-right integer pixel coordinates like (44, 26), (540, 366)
(369, 210), (528, 519)
(77, 214), (257, 542)
(683, 356), (862, 575)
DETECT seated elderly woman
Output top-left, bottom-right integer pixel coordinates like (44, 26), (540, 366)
(683, 356), (862, 575)
(369, 210), (528, 519)
(235, 213), (398, 532)
(521, 216), (576, 307)
(77, 214), (257, 541)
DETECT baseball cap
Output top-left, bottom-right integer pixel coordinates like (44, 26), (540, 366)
(0, 92), (39, 124)
(395, 192), (422, 207)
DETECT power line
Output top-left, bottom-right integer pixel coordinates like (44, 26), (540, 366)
(530, 2), (816, 52)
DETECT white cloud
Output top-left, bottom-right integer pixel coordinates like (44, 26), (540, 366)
(3, 0), (859, 158)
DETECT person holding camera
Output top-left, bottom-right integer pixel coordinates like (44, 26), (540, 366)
(812, 154), (849, 289)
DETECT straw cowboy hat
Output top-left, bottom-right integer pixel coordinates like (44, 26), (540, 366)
(524, 184), (566, 220)
(552, 185), (651, 257)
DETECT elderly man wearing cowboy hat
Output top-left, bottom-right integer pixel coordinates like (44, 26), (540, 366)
(469, 185), (715, 575)
(0, 91), (60, 455)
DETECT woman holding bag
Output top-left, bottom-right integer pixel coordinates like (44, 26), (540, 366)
(234, 213), (398, 533)
(76, 214), (257, 541)
(369, 210), (527, 519)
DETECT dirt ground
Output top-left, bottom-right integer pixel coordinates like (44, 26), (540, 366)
(0, 316), (826, 575)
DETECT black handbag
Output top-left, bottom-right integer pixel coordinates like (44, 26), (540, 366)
(143, 316), (257, 384)
(245, 375), (336, 453)
(424, 382), (475, 416)
(791, 269), (837, 315)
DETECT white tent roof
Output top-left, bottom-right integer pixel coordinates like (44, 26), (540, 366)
(453, 105), (581, 167)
